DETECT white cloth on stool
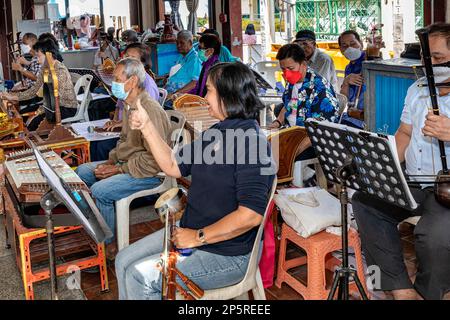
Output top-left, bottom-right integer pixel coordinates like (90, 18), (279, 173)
(275, 188), (341, 238)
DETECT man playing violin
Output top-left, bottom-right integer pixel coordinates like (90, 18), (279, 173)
(352, 22), (450, 300)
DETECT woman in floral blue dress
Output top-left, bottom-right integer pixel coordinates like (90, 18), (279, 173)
(270, 44), (339, 160)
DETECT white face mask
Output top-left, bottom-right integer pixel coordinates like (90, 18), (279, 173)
(432, 66), (450, 77)
(343, 47), (362, 61)
(422, 66), (450, 78)
(20, 44), (31, 55)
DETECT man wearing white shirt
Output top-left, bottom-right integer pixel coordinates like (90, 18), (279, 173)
(294, 30), (339, 93)
(352, 23), (450, 300)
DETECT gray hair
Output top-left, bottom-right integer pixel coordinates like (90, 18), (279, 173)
(116, 58), (146, 90)
(177, 30), (193, 42)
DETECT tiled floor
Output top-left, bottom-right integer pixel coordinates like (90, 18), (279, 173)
(82, 220), (418, 301)
(81, 219), (164, 300)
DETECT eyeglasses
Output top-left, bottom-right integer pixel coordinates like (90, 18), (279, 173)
(294, 40), (313, 47)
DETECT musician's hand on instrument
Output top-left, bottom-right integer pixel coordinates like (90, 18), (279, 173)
(129, 98), (150, 131)
(0, 92), (18, 101)
(171, 93), (183, 101)
(172, 227), (200, 249)
(423, 112), (450, 141)
(344, 73), (364, 86)
(16, 56), (28, 65)
(11, 62), (23, 72)
(95, 160), (114, 172)
(94, 164), (121, 180)
(103, 120), (121, 131)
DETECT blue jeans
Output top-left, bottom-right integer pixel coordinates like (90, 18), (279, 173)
(76, 161), (162, 244)
(115, 226), (252, 300)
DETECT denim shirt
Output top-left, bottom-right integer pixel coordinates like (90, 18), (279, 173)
(165, 47), (202, 94)
(282, 68), (339, 127)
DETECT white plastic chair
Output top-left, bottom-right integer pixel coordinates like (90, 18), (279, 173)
(192, 178), (278, 300)
(70, 72), (82, 86)
(158, 88), (168, 106)
(62, 74), (93, 124)
(252, 61), (280, 89)
(115, 111), (187, 251)
(336, 93), (349, 116)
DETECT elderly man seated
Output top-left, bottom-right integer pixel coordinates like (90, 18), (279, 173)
(76, 58), (171, 258)
(293, 30), (338, 93)
(164, 30), (202, 107)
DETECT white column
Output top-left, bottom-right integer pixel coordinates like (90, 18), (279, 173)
(381, 0), (415, 59)
(11, 0), (22, 36)
(380, 0), (394, 58)
(447, 0), (450, 22)
(401, 0), (416, 44)
(259, 0), (271, 59)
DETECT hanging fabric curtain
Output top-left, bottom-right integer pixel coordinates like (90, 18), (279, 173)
(186, 0), (200, 34)
(169, 0), (184, 30)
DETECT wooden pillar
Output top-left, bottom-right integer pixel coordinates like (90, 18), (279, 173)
(221, 0), (243, 59)
(99, 0), (105, 28)
(1, 0), (13, 79)
(208, 0), (217, 30)
(155, 0), (165, 23)
(129, 0), (143, 30)
(424, 0), (446, 25)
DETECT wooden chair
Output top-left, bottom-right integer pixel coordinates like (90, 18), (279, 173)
(173, 94), (207, 110)
(267, 126), (309, 184)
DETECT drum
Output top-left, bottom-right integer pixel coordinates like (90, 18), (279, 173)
(154, 188), (186, 223)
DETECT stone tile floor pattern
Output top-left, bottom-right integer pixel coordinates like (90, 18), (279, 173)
(1, 204), (418, 300)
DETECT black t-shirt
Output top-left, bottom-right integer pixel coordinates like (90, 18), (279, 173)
(176, 118), (276, 256)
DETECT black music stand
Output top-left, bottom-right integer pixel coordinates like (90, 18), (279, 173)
(29, 140), (113, 300)
(304, 119), (418, 300)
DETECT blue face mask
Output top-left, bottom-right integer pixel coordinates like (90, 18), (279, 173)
(111, 80), (130, 100)
(198, 49), (209, 62)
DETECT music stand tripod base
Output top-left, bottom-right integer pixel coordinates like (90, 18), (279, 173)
(327, 164), (368, 300)
(305, 120), (418, 300)
(40, 191), (62, 301)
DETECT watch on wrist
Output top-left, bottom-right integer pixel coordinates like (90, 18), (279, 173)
(197, 229), (207, 245)
(272, 119), (282, 128)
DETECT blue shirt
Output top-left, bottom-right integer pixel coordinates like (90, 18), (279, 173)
(193, 42), (240, 63)
(282, 68), (339, 127)
(176, 118), (275, 256)
(165, 47), (202, 94)
(340, 52), (367, 128)
(400, 75), (450, 185)
(344, 51), (366, 110)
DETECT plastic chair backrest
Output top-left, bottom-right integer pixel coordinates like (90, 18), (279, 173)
(165, 110), (187, 150)
(336, 93), (348, 115)
(268, 127), (309, 184)
(241, 177), (278, 281)
(158, 88), (168, 106)
(70, 72), (82, 86)
(253, 61), (280, 89)
(71, 74), (93, 122)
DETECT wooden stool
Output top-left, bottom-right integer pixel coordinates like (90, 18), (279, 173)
(275, 223), (369, 300)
